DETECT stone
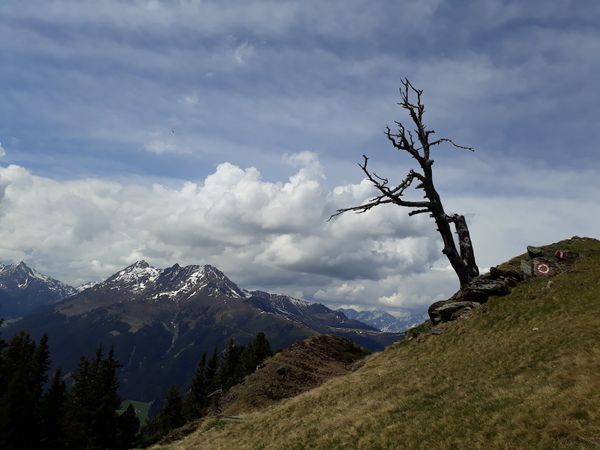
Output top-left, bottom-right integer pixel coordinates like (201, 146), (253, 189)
(520, 260), (533, 277)
(452, 277), (511, 303)
(532, 258), (557, 277)
(429, 301), (480, 324)
(527, 245), (543, 257)
(450, 306), (476, 321)
(554, 250), (576, 261)
(430, 327), (444, 335)
(428, 261), (531, 325)
(428, 300), (450, 324)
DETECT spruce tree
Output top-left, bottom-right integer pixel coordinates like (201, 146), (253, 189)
(65, 355), (94, 448)
(65, 345), (124, 450)
(0, 332), (49, 449)
(91, 346), (122, 449)
(216, 338), (243, 390)
(40, 369), (67, 450)
(205, 346), (219, 394)
(156, 385), (184, 436)
(253, 332), (273, 363)
(241, 332), (273, 375)
(116, 404), (140, 450)
(184, 352), (207, 420)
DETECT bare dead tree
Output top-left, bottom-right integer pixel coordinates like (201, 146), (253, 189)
(330, 79), (479, 287)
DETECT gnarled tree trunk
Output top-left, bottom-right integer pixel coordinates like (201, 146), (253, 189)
(330, 79), (479, 287)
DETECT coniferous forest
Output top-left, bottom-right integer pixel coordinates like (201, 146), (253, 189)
(142, 332), (273, 446)
(0, 325), (272, 449)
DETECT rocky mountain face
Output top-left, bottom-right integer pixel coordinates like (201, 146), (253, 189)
(5, 261), (402, 406)
(338, 308), (419, 333)
(0, 261), (76, 318)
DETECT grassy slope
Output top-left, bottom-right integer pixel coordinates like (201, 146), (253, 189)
(166, 238), (600, 450)
(219, 334), (370, 416)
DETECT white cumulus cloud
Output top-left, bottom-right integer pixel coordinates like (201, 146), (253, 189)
(0, 152), (443, 308)
(1, 152), (598, 315)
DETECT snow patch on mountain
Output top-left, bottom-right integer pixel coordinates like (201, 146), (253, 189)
(0, 261), (76, 297)
(111, 261), (160, 291)
(0, 261), (77, 317)
(96, 261), (247, 302)
(76, 281), (100, 292)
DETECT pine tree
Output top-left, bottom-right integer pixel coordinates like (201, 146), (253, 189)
(216, 338), (244, 390)
(0, 332), (50, 449)
(241, 332), (273, 375)
(116, 404), (140, 450)
(91, 345), (122, 449)
(205, 346), (219, 394)
(0, 319), (5, 399)
(184, 352), (207, 420)
(252, 332), (273, 363)
(156, 385), (184, 436)
(65, 355), (95, 448)
(40, 369), (67, 450)
(65, 345), (124, 450)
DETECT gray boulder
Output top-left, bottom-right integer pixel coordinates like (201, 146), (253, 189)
(428, 300), (480, 324)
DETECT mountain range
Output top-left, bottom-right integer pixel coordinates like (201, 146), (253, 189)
(0, 261), (77, 318)
(338, 308), (422, 333)
(2, 260), (403, 406)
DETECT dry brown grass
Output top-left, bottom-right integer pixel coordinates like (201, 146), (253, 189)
(162, 238), (600, 450)
(219, 334), (369, 416)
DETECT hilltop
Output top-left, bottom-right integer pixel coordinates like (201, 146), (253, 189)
(164, 237), (600, 449)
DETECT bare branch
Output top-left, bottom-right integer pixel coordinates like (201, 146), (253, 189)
(408, 208), (430, 216)
(430, 138), (475, 152)
(328, 198), (395, 221)
(372, 172), (389, 185)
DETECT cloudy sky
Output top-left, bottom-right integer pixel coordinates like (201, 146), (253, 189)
(1, 0), (599, 316)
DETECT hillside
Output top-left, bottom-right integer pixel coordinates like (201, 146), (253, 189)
(218, 334), (370, 416)
(164, 237), (600, 449)
(156, 335), (370, 446)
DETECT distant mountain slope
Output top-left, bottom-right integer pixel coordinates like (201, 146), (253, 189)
(170, 237), (600, 450)
(0, 261), (76, 318)
(5, 261), (401, 405)
(338, 308), (418, 332)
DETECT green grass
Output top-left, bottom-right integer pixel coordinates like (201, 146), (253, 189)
(162, 237), (600, 450)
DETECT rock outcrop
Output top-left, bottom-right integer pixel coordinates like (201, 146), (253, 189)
(428, 239), (583, 325)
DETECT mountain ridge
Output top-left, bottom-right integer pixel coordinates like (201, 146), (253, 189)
(4, 260), (401, 406)
(338, 307), (420, 333)
(0, 261), (77, 318)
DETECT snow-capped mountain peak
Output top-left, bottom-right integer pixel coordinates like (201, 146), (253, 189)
(97, 261), (246, 301)
(338, 308), (419, 333)
(104, 260), (160, 292)
(0, 261), (74, 293)
(0, 262), (77, 318)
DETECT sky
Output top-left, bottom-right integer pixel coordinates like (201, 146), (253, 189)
(1, 0), (599, 316)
